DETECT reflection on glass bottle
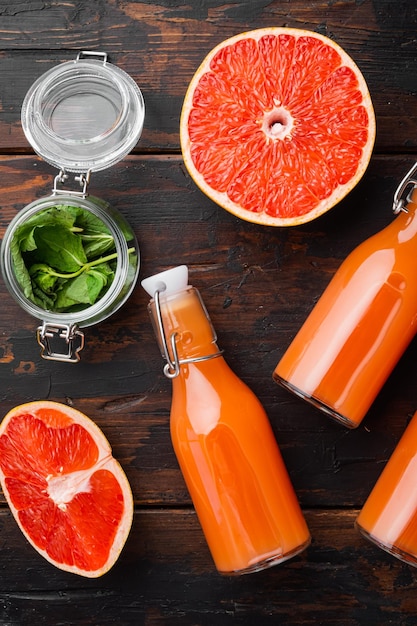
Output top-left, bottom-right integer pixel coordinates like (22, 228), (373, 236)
(142, 265), (310, 575)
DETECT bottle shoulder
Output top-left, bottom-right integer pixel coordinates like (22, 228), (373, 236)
(170, 359), (269, 436)
(171, 358), (261, 404)
(338, 223), (417, 281)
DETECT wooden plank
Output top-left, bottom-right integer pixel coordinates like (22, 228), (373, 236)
(0, 508), (416, 624)
(0, 1), (415, 152)
(0, 154), (415, 510)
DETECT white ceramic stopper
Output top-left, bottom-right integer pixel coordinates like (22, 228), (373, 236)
(141, 265), (189, 298)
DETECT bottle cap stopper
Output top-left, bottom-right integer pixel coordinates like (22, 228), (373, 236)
(141, 265), (189, 298)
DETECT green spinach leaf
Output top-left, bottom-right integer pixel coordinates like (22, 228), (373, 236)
(55, 265), (112, 311)
(33, 224), (88, 272)
(10, 203), (134, 313)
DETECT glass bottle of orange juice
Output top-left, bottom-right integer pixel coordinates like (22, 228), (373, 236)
(274, 164), (417, 429)
(356, 409), (417, 567)
(142, 265), (310, 575)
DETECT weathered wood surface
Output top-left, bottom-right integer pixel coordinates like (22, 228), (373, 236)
(0, 1), (416, 625)
(0, 0), (416, 153)
(1, 508), (417, 625)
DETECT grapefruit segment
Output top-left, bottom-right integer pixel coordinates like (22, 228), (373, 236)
(180, 28), (376, 226)
(0, 401), (133, 577)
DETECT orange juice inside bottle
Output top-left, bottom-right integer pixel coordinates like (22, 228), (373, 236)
(274, 188), (417, 428)
(356, 410), (417, 566)
(145, 271), (310, 575)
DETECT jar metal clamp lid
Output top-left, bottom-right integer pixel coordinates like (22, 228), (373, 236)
(0, 51), (144, 362)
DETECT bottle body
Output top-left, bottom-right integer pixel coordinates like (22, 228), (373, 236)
(274, 190), (417, 428)
(149, 285), (310, 574)
(171, 357), (310, 574)
(356, 410), (417, 567)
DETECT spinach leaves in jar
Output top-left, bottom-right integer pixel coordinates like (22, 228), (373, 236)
(10, 204), (135, 313)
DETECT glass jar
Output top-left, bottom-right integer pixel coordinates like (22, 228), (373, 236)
(0, 51), (144, 361)
(21, 50), (145, 173)
(1, 194), (139, 362)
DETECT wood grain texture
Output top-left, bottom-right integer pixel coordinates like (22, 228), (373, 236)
(0, 508), (417, 625)
(0, 154), (415, 512)
(0, 0), (416, 624)
(0, 1), (416, 152)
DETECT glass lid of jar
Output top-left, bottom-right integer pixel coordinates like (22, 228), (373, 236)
(21, 51), (145, 173)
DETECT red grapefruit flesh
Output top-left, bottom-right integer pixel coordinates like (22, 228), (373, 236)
(0, 401), (133, 577)
(180, 27), (376, 226)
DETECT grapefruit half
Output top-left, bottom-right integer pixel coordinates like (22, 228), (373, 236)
(0, 401), (133, 577)
(180, 27), (376, 226)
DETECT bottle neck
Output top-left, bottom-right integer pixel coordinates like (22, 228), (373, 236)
(393, 187), (417, 241)
(148, 286), (222, 377)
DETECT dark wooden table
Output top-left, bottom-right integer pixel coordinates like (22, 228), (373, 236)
(0, 1), (416, 624)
